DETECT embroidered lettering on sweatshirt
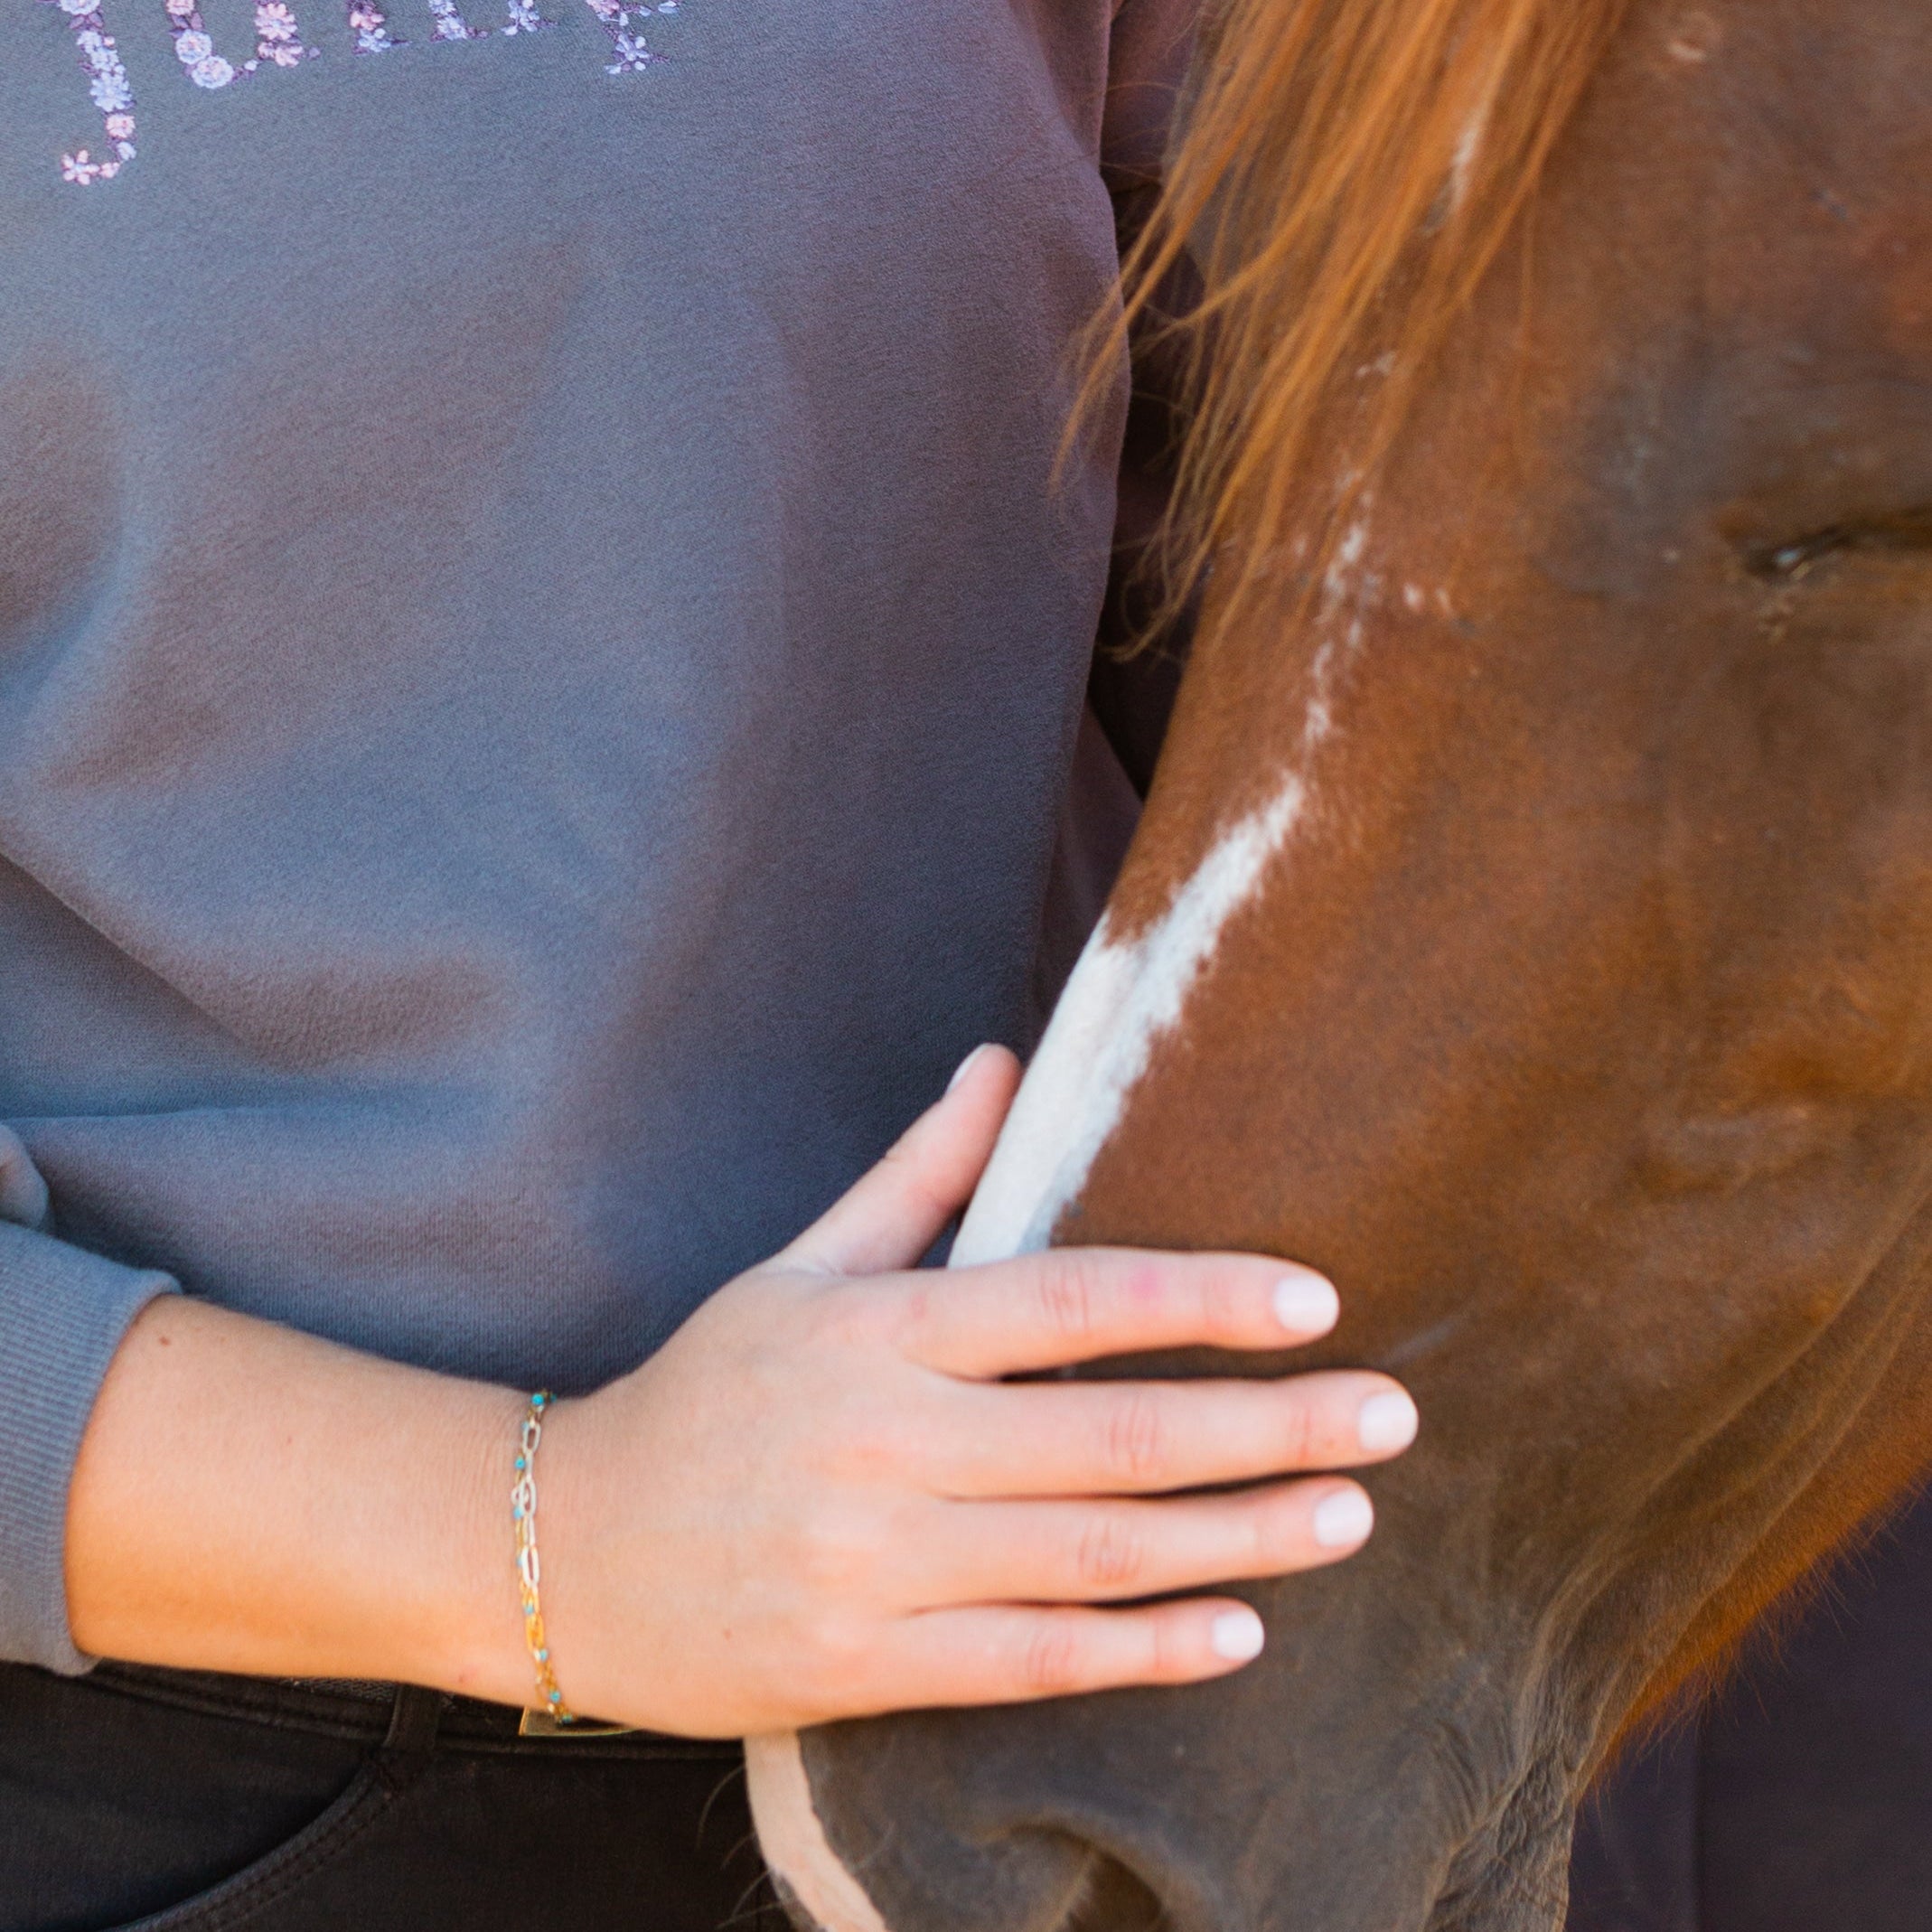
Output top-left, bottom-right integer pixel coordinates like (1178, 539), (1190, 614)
(42, 0), (686, 186)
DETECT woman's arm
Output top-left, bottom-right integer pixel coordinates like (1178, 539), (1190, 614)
(67, 1290), (525, 1700)
(65, 1046), (1417, 1736)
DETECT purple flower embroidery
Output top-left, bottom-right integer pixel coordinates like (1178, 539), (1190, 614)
(605, 26), (655, 70)
(424, 0), (485, 41)
(45, 0), (136, 184)
(577, 0), (664, 72)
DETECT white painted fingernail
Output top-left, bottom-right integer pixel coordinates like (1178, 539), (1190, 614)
(1313, 1488), (1375, 1548)
(1272, 1273), (1340, 1335)
(946, 1044), (991, 1093)
(1357, 1390), (1420, 1454)
(1210, 1608), (1266, 1662)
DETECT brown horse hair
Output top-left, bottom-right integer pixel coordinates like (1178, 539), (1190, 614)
(1109, 0), (1631, 642)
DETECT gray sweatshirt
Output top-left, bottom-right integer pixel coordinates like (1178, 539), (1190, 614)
(0, 0), (1188, 1672)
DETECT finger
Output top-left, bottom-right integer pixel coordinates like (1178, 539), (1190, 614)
(780, 1045), (1022, 1278)
(866, 1598), (1271, 1712)
(919, 1480), (1374, 1607)
(902, 1246), (1340, 1379)
(933, 1371), (1418, 1497)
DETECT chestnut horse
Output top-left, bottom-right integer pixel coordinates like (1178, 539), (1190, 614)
(749, 0), (1932, 1927)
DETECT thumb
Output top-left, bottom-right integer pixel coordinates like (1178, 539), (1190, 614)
(779, 1045), (1022, 1278)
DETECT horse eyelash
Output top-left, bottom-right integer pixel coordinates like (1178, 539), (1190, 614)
(1745, 508), (1932, 582)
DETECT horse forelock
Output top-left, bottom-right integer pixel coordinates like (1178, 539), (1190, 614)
(1114, 0), (1632, 656)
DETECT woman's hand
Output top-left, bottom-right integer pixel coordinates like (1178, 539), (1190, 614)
(67, 1046), (1414, 1736)
(539, 1046), (1418, 1736)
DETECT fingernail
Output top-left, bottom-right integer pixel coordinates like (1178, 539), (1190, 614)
(1357, 1390), (1420, 1454)
(1313, 1488), (1375, 1548)
(1272, 1272), (1339, 1336)
(1210, 1608), (1266, 1662)
(946, 1045), (991, 1094)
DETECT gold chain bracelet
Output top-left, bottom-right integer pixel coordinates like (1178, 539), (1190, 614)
(511, 1391), (579, 1730)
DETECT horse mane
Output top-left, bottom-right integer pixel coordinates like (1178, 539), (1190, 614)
(1119, 0), (1631, 637)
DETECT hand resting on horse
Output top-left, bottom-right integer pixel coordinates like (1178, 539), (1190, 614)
(65, 1043), (1416, 1738)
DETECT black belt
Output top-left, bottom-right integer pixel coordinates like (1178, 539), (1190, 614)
(87, 1661), (721, 1761)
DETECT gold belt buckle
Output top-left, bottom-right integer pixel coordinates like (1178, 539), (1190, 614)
(518, 1708), (638, 1739)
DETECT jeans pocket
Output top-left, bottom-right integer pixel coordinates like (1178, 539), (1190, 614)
(0, 1665), (439, 1932)
(100, 1756), (408, 1932)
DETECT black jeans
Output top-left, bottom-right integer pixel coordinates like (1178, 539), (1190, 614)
(0, 1663), (777, 1932)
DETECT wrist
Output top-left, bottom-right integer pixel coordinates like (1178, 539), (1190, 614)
(506, 1386), (613, 1722)
(397, 1377), (532, 1707)
(70, 1299), (549, 1695)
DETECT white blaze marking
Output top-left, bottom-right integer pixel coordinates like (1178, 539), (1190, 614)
(952, 778), (1309, 1265)
(956, 515), (1372, 1269)
(1325, 518), (1370, 601)
(1449, 97), (1495, 213)
(746, 1732), (894, 1932)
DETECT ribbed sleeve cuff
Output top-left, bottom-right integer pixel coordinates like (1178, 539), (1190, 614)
(0, 1221), (179, 1674)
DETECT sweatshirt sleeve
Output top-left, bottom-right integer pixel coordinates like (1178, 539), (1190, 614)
(0, 1128), (180, 1675)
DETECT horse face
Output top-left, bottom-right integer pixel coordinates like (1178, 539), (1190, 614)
(750, 3), (1932, 1928)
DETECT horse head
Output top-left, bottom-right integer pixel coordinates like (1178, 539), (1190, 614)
(751, 0), (1932, 1926)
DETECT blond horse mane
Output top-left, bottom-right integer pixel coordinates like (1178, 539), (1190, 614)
(1118, 0), (1632, 637)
